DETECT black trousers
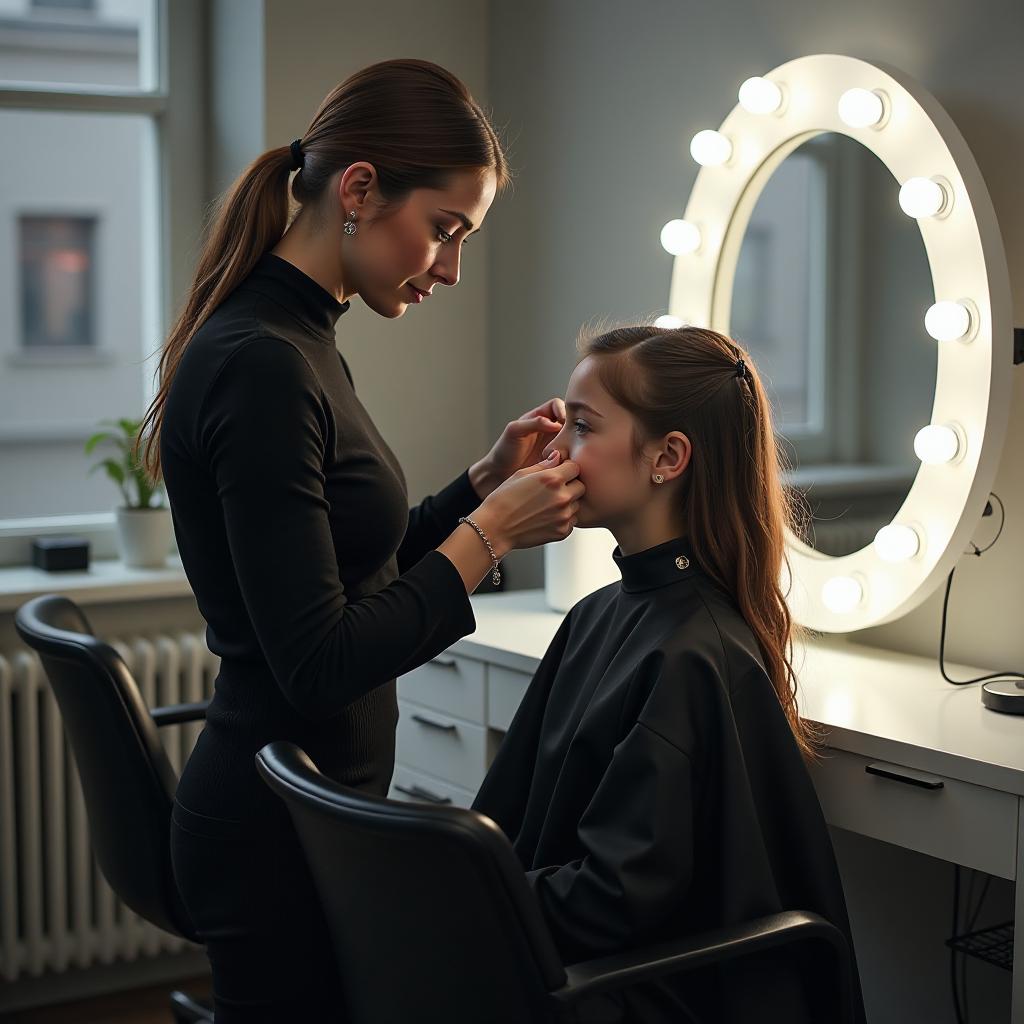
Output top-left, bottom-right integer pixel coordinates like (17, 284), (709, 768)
(169, 798), (348, 1023)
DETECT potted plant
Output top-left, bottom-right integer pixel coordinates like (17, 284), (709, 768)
(85, 418), (172, 568)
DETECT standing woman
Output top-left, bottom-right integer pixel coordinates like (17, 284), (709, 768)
(139, 59), (583, 1022)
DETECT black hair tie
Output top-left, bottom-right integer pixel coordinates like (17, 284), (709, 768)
(289, 138), (304, 171)
(735, 357), (747, 380)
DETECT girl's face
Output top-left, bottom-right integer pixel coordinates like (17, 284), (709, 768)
(342, 166), (497, 318)
(542, 355), (664, 531)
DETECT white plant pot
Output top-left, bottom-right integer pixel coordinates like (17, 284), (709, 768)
(543, 527), (620, 612)
(115, 506), (172, 568)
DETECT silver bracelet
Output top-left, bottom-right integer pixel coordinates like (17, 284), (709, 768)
(458, 516), (502, 588)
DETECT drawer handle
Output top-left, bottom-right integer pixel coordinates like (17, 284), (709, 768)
(394, 784), (452, 805)
(432, 657), (458, 669)
(865, 763), (945, 790)
(411, 713), (457, 734)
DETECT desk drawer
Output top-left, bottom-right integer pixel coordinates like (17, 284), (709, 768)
(390, 765), (475, 809)
(397, 654), (485, 724)
(488, 665), (532, 732)
(810, 748), (1018, 880)
(396, 699), (488, 791)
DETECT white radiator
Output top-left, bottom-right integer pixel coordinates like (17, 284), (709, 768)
(0, 631), (218, 983)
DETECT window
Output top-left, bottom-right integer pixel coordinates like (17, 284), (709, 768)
(20, 215), (96, 348)
(0, 0), (203, 549)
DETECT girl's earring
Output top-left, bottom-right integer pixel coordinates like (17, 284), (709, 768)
(344, 210), (358, 236)
(652, 474), (665, 484)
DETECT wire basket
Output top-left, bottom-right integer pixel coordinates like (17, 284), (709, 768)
(946, 921), (1014, 971)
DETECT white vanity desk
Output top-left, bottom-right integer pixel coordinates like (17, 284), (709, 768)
(392, 588), (1024, 1019)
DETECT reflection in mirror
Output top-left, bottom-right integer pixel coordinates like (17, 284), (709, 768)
(729, 133), (937, 556)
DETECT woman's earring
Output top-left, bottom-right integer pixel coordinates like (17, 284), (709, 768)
(343, 210), (358, 236)
(652, 474), (664, 484)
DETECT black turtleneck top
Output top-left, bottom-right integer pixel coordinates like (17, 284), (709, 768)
(473, 536), (866, 1024)
(161, 252), (480, 820)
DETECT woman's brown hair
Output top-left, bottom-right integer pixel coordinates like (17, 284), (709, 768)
(139, 58), (511, 478)
(578, 323), (820, 761)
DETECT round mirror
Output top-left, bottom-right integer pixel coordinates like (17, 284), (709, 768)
(668, 54), (1013, 631)
(728, 133), (936, 557)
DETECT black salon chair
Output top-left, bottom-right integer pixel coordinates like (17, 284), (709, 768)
(256, 740), (857, 1024)
(14, 594), (213, 1024)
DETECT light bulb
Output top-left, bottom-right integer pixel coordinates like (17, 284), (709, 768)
(914, 424), (961, 464)
(689, 130), (732, 167)
(838, 88), (886, 128)
(655, 315), (684, 329)
(738, 77), (783, 115)
(899, 177), (948, 218)
(874, 524), (921, 562)
(924, 301), (972, 342)
(822, 576), (864, 614)
(660, 219), (702, 255)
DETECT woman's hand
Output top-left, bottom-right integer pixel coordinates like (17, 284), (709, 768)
(468, 450), (584, 558)
(469, 397), (566, 499)
(439, 450), (583, 593)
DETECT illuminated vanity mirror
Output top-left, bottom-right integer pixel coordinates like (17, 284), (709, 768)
(666, 53), (1013, 632)
(728, 132), (936, 558)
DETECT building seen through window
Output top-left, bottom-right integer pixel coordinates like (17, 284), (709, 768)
(0, 0), (159, 520)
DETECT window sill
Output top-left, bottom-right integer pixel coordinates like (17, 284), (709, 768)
(0, 555), (191, 613)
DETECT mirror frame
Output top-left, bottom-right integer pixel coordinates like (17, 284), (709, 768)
(668, 53), (1013, 632)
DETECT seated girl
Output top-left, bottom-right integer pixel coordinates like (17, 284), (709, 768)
(471, 323), (866, 1024)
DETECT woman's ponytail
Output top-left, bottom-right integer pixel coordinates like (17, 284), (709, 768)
(138, 145), (294, 479)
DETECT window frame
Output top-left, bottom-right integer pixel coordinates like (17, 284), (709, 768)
(0, 0), (204, 566)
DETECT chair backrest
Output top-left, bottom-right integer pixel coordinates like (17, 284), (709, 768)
(13, 594), (195, 939)
(256, 741), (569, 1024)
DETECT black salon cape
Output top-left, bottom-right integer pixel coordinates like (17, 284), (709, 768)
(472, 536), (866, 1024)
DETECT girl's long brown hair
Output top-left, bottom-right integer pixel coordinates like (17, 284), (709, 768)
(139, 58), (511, 479)
(579, 323), (820, 761)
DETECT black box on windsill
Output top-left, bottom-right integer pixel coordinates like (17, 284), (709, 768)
(31, 536), (91, 572)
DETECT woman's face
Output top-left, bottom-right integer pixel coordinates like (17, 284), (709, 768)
(542, 355), (662, 530)
(344, 166), (497, 318)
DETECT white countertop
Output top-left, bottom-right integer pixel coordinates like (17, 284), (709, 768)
(459, 589), (1024, 797)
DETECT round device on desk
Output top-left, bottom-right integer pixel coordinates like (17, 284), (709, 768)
(981, 679), (1024, 714)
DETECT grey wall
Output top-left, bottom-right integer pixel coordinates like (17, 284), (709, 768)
(486, 0), (1024, 672)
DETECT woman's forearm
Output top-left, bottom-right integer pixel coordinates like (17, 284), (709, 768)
(437, 505), (512, 593)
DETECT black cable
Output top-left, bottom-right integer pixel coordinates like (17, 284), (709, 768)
(952, 867), (995, 1024)
(961, 938), (969, 1024)
(959, 867), (994, 1024)
(943, 493), (1016, 1022)
(952, 865), (966, 1024)
(940, 494), (1024, 686)
(967, 871), (992, 933)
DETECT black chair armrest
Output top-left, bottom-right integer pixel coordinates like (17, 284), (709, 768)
(151, 700), (211, 727)
(552, 910), (852, 1020)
